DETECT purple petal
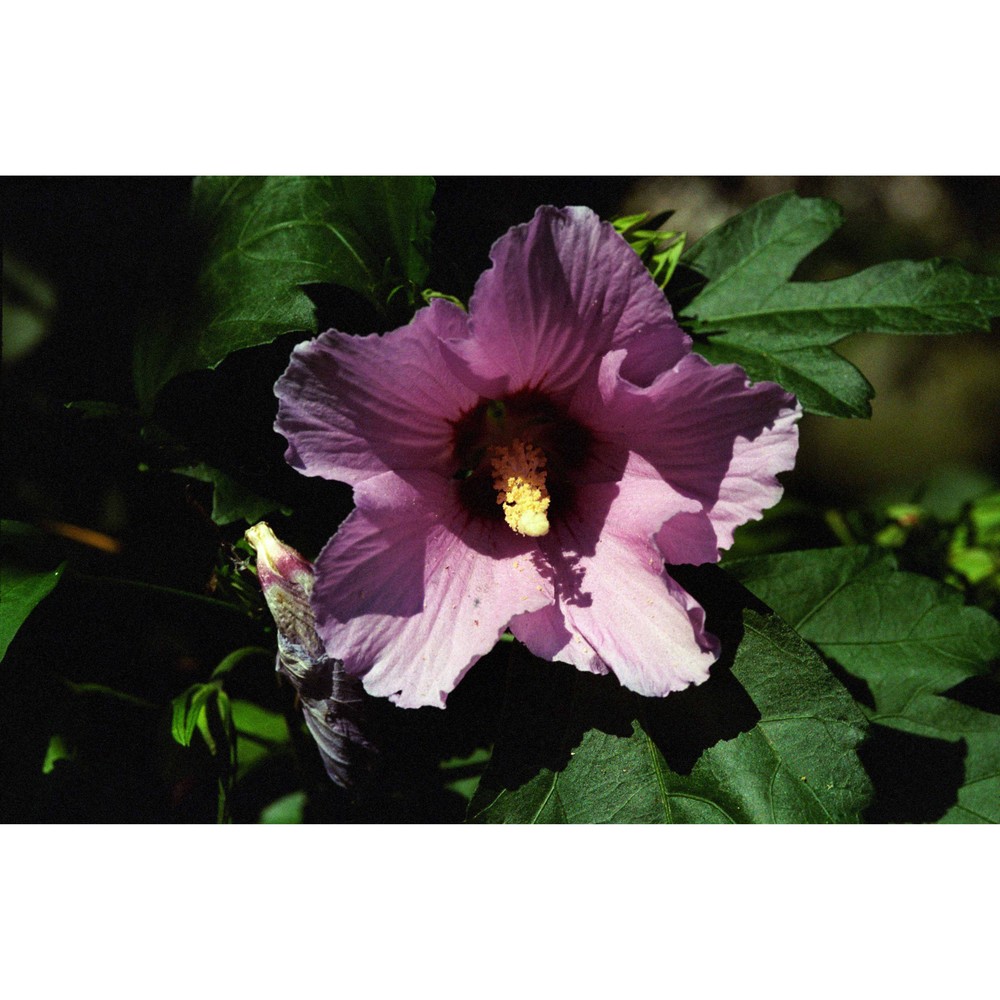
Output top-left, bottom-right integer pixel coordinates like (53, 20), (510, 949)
(311, 471), (553, 708)
(683, 397), (800, 552)
(510, 502), (719, 697)
(274, 299), (477, 486)
(577, 349), (800, 557)
(443, 206), (690, 400)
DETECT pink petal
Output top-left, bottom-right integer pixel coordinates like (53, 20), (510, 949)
(687, 400), (800, 552)
(312, 470), (553, 709)
(443, 206), (690, 400)
(510, 498), (719, 696)
(576, 349), (800, 557)
(274, 299), (477, 486)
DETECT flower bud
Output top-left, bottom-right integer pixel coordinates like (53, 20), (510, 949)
(245, 522), (374, 789)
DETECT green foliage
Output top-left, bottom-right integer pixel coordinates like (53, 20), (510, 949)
(171, 680), (224, 748)
(439, 747), (491, 802)
(613, 210), (686, 289)
(950, 493), (1000, 591)
(260, 790), (306, 824)
(0, 521), (66, 662)
(682, 192), (1000, 417)
(169, 646), (288, 820)
(173, 463), (291, 526)
(697, 340), (873, 420)
(42, 733), (75, 775)
(231, 699), (290, 775)
(729, 547), (1000, 822)
(859, 478), (1000, 612)
(171, 673), (237, 820)
(134, 176), (436, 405)
(470, 571), (871, 823)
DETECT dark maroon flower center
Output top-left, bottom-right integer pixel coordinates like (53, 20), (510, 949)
(450, 389), (592, 529)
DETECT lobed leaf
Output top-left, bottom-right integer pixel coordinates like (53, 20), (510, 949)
(728, 546), (1000, 822)
(134, 176), (436, 404)
(681, 192), (1000, 417)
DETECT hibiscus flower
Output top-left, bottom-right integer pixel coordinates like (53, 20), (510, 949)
(275, 206), (800, 709)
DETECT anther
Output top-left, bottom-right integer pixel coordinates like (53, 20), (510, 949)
(489, 439), (551, 537)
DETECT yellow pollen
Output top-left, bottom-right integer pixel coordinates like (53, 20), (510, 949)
(489, 438), (551, 537)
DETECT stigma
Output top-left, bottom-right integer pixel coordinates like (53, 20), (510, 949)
(489, 438), (551, 537)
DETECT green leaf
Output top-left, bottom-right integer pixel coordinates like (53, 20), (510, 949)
(469, 570), (871, 823)
(950, 492), (1000, 593)
(231, 699), (290, 775)
(684, 194), (842, 299)
(613, 210), (686, 289)
(171, 677), (238, 821)
(209, 646), (273, 681)
(170, 646), (273, 754)
(1, 521), (66, 662)
(260, 790), (306, 824)
(231, 699), (289, 746)
(970, 493), (1000, 543)
(440, 747), (491, 802)
(940, 731), (1000, 823)
(134, 176), (435, 404)
(728, 547), (1000, 822)
(171, 682), (220, 747)
(727, 547), (1000, 694)
(42, 734), (75, 774)
(684, 192), (1000, 338)
(695, 337), (874, 419)
(682, 192), (1000, 417)
(173, 463), (290, 525)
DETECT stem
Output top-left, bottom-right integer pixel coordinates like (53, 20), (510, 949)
(62, 679), (158, 710)
(824, 509), (858, 547)
(211, 645), (273, 679)
(72, 569), (247, 617)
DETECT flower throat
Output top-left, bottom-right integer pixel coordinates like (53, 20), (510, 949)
(450, 390), (590, 537)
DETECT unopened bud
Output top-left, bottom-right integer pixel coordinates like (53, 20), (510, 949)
(245, 522), (374, 789)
